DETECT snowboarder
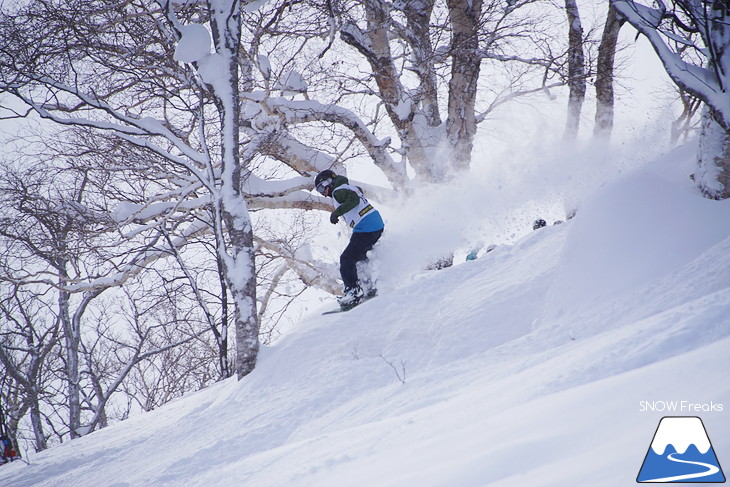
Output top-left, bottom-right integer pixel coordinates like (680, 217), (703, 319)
(315, 169), (384, 308)
(0, 404), (19, 465)
(0, 435), (18, 465)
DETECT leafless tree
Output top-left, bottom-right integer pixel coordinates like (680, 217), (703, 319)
(0, 143), (223, 445)
(563, 0), (586, 140)
(0, 158), (113, 439)
(613, 0), (730, 199)
(594, 3), (625, 139)
(328, 0), (573, 181)
(671, 87), (702, 144)
(0, 0), (264, 379)
(103, 282), (215, 416)
(0, 284), (59, 452)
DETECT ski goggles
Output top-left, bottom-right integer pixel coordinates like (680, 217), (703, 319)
(316, 178), (332, 195)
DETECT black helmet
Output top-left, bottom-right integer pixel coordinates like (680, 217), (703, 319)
(315, 169), (336, 195)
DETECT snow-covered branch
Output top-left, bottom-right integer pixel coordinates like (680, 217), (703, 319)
(254, 237), (341, 296)
(612, 0), (730, 129)
(17, 76), (209, 167)
(263, 97), (407, 185)
(66, 219), (210, 293)
(246, 191), (331, 212)
(256, 129), (338, 174)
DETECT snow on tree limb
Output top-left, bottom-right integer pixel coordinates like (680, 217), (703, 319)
(612, 0), (730, 198)
(254, 237), (341, 295)
(0, 214), (209, 299)
(257, 130), (338, 174)
(612, 0), (730, 130)
(260, 96), (407, 185)
(239, 96), (410, 189)
(9, 77), (209, 168)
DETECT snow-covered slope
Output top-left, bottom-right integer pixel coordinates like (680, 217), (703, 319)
(2, 150), (730, 487)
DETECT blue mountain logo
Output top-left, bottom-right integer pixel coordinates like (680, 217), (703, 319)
(637, 416), (725, 483)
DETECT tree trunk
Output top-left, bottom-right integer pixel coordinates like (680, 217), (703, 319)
(209, 1), (260, 379)
(594, 4), (624, 139)
(403, 0), (440, 127)
(670, 90), (701, 144)
(341, 1), (435, 181)
(0, 295), (56, 451)
(446, 0), (482, 172)
(563, 0), (585, 141)
(59, 274), (81, 438)
(697, 106), (730, 199)
(216, 254), (231, 379)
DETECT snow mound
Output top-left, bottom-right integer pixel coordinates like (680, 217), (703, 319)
(545, 166), (730, 320)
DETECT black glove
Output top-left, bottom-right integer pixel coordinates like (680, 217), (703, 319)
(330, 212), (339, 224)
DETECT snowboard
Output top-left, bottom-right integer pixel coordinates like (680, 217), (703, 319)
(322, 294), (376, 315)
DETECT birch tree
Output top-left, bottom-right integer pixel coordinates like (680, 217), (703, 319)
(0, 152), (237, 445)
(612, 0), (730, 199)
(326, 0), (579, 182)
(0, 159), (112, 438)
(446, 0), (484, 171)
(80, 282), (212, 423)
(335, 0), (480, 181)
(564, 0), (586, 140)
(0, 284), (58, 452)
(594, 4), (625, 139)
(0, 0), (363, 314)
(0, 0), (264, 378)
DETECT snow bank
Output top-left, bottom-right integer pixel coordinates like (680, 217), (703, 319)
(545, 161), (730, 319)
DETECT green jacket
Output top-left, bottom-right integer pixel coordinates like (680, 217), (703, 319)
(330, 175), (361, 218)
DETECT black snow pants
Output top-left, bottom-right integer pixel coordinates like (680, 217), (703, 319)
(340, 229), (383, 289)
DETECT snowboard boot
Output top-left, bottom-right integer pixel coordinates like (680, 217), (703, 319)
(358, 273), (377, 299)
(337, 286), (363, 309)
